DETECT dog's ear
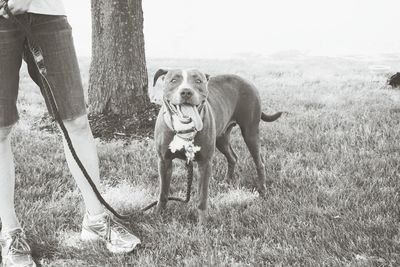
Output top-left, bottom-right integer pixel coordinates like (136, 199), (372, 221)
(205, 74), (211, 81)
(153, 69), (169, 87)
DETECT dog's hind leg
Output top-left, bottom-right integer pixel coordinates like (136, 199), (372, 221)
(156, 158), (173, 213)
(216, 124), (237, 181)
(240, 125), (269, 197)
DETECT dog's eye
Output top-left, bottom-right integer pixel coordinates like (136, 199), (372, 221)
(170, 79), (177, 83)
(195, 79), (202, 84)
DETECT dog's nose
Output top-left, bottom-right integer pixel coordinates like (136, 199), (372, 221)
(180, 88), (193, 99)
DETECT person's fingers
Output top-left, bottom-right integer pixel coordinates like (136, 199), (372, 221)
(1, 0), (29, 17)
(0, 0), (12, 18)
(0, 8), (9, 19)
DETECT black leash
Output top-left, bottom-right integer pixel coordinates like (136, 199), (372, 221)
(1, 1), (194, 217)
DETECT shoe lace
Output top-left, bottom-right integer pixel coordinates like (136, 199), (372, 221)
(111, 220), (129, 236)
(105, 214), (112, 242)
(90, 214), (131, 243)
(8, 230), (31, 256)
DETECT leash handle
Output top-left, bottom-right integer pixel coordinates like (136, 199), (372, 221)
(2, 1), (47, 75)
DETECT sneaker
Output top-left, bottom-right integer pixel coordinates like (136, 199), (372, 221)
(80, 212), (141, 253)
(0, 228), (36, 267)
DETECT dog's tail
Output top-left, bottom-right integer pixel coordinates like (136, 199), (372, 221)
(261, 112), (282, 122)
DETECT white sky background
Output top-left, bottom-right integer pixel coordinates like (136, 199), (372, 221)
(64, 0), (400, 58)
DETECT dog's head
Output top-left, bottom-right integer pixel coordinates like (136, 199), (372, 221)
(153, 69), (210, 106)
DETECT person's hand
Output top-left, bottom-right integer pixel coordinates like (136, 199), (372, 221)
(0, 0), (5, 17)
(0, 0), (33, 19)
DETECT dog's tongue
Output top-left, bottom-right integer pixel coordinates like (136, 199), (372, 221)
(179, 104), (203, 131)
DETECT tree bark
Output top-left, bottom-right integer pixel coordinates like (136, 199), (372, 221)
(89, 0), (149, 115)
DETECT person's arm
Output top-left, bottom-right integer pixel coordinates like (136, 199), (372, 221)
(0, 0), (33, 19)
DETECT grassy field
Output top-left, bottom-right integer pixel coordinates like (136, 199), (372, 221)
(3, 54), (400, 266)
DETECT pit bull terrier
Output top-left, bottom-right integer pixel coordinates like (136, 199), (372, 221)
(153, 69), (282, 223)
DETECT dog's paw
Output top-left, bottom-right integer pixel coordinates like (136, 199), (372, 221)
(258, 181), (273, 199)
(154, 203), (167, 215)
(258, 190), (267, 200)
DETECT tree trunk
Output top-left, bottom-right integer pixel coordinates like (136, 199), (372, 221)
(89, 0), (149, 115)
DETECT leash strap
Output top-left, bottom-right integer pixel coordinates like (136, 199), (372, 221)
(1, 2), (131, 219)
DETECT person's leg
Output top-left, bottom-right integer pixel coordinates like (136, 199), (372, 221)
(0, 15), (24, 232)
(25, 14), (103, 215)
(0, 15), (36, 267)
(62, 115), (104, 215)
(0, 126), (20, 232)
(27, 14), (140, 253)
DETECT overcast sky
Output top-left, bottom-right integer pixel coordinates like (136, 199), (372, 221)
(64, 0), (400, 58)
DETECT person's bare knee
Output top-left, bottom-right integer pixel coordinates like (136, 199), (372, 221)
(0, 126), (14, 143)
(62, 115), (90, 135)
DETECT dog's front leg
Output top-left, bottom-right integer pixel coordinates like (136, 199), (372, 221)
(156, 158), (173, 213)
(197, 159), (212, 225)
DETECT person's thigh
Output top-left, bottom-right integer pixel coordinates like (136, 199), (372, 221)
(27, 14), (86, 121)
(0, 16), (25, 127)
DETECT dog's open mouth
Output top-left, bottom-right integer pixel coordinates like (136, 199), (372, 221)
(167, 101), (204, 131)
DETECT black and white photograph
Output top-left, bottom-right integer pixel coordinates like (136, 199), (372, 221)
(0, 0), (399, 266)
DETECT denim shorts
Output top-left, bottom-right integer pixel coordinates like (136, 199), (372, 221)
(0, 13), (86, 127)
